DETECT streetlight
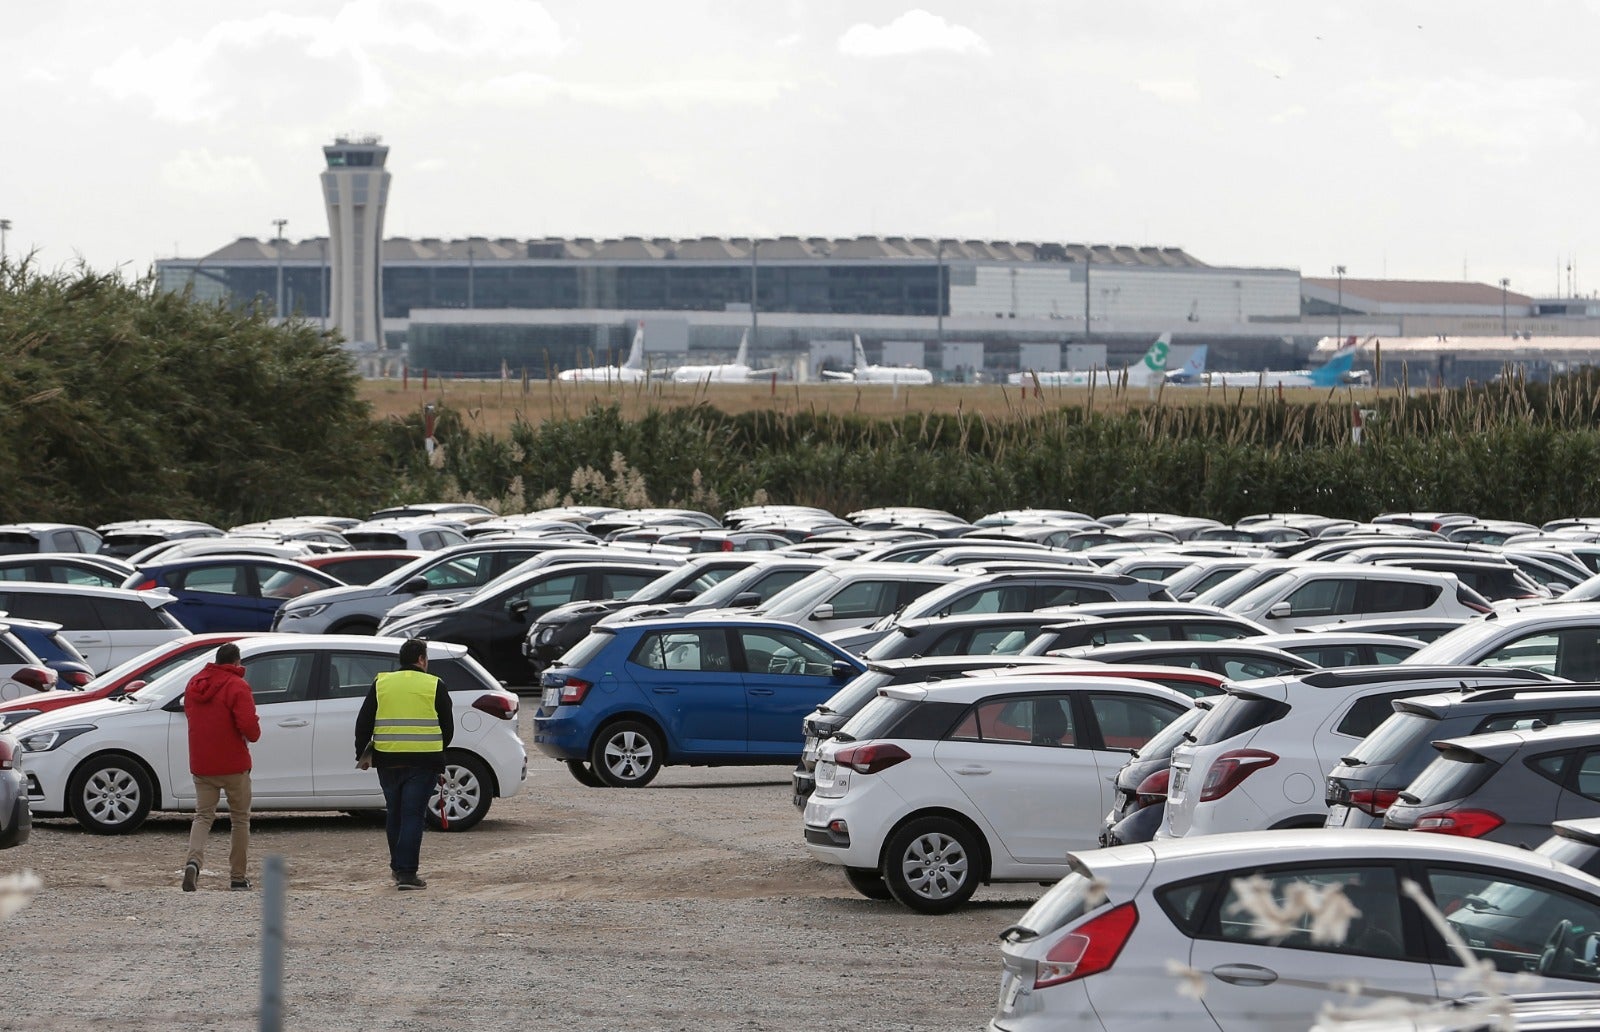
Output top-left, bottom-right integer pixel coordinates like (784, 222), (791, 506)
(0, 219), (10, 263)
(1334, 265), (1346, 341)
(272, 218), (288, 316)
(1500, 277), (1510, 335)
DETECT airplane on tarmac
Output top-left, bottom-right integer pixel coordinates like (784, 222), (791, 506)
(1192, 336), (1366, 389)
(556, 322), (650, 383)
(1163, 346), (1210, 385)
(668, 330), (782, 383)
(821, 337), (935, 385)
(1006, 332), (1173, 387)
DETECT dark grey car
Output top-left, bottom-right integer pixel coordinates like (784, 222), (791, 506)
(1385, 722), (1600, 845)
(1327, 682), (1596, 828)
(0, 731), (28, 849)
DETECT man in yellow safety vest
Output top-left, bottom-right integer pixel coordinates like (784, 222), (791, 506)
(354, 638), (453, 890)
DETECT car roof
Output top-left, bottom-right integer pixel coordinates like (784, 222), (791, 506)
(1393, 684), (1600, 718)
(1435, 719), (1600, 758)
(883, 672), (1194, 707)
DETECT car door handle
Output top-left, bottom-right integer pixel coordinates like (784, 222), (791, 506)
(748, 688), (775, 696)
(652, 687), (677, 694)
(954, 765), (992, 776)
(277, 719), (310, 728)
(1211, 964), (1278, 987)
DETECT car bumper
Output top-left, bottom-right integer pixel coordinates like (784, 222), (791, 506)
(791, 769), (814, 809)
(530, 709), (591, 761)
(801, 789), (895, 869)
(0, 771), (30, 849)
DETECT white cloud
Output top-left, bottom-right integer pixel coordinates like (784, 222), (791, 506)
(1136, 79), (1200, 104)
(837, 10), (990, 58)
(454, 72), (794, 109)
(160, 150), (268, 195)
(1370, 75), (1591, 158)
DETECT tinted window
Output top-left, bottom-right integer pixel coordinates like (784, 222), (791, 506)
(1347, 711), (1436, 766)
(1290, 644), (1363, 668)
(1039, 585), (1116, 606)
(0, 634), (26, 665)
(948, 694), (1076, 747)
(1135, 707), (1206, 762)
(1556, 630), (1600, 682)
(1360, 581), (1439, 614)
(1402, 750), (1498, 805)
(1336, 691), (1424, 739)
(92, 597), (177, 630)
(325, 650), (393, 700)
(1212, 865), (1407, 961)
(631, 629), (732, 672)
(0, 591), (97, 628)
(0, 533), (41, 556)
(818, 670), (893, 722)
(600, 570), (658, 599)
(1088, 693), (1185, 751)
(1575, 751), (1600, 801)
(1192, 693), (1291, 746)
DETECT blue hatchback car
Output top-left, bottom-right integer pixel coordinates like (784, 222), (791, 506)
(534, 617), (866, 787)
(124, 555), (343, 632)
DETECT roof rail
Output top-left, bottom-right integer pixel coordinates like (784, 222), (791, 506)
(1458, 680), (1600, 702)
(1298, 665), (1550, 689)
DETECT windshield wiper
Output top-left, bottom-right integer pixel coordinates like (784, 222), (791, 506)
(998, 924), (1040, 943)
(830, 732), (856, 744)
(1339, 755), (1364, 767)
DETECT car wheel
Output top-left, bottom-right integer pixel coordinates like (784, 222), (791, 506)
(68, 754), (154, 835)
(426, 752), (493, 831)
(882, 816), (981, 914)
(844, 866), (893, 901)
(330, 619), (378, 635)
(565, 760), (606, 787)
(589, 720), (664, 788)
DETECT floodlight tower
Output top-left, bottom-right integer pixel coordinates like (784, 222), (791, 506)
(320, 135), (390, 349)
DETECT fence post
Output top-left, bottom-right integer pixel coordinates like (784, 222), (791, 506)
(259, 854), (286, 1032)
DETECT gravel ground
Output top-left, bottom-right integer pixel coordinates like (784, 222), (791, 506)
(0, 711), (1045, 1031)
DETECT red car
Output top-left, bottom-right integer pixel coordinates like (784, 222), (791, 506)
(302, 549), (426, 586)
(0, 633), (251, 730)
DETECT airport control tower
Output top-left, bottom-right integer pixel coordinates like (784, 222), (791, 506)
(320, 134), (390, 350)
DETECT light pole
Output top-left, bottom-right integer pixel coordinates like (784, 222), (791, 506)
(1500, 277), (1510, 335)
(0, 219), (10, 263)
(1334, 265), (1346, 341)
(272, 218), (288, 316)
(467, 243), (476, 310)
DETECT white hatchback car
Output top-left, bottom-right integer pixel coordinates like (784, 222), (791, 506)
(14, 635), (525, 834)
(987, 830), (1600, 1032)
(1161, 666), (1552, 840)
(803, 674), (1193, 913)
(0, 582), (187, 671)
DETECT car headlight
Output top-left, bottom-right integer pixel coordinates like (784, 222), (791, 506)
(538, 627), (556, 645)
(284, 603), (328, 619)
(19, 725), (97, 752)
(392, 620), (444, 638)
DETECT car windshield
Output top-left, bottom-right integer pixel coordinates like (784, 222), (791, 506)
(1194, 567), (1287, 608)
(1230, 573), (1300, 614)
(754, 571), (842, 619)
(1134, 707), (1205, 761)
(693, 564), (815, 607)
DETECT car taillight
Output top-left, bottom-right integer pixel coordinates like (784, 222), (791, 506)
(1199, 749), (1279, 802)
(1411, 808), (1504, 837)
(721, 540), (735, 551)
(13, 667), (55, 692)
(130, 578), (158, 591)
(1035, 902), (1139, 988)
(1134, 769), (1170, 809)
(0, 737), (12, 770)
(472, 694), (517, 720)
(558, 677), (592, 704)
(1349, 788), (1400, 817)
(832, 742), (911, 775)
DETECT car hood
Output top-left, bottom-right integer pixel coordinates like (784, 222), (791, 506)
(383, 591), (474, 622)
(12, 694), (153, 731)
(279, 582), (390, 611)
(0, 688), (98, 713)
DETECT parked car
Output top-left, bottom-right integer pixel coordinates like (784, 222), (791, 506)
(1405, 602), (1600, 678)
(0, 552), (134, 587)
(0, 633), (251, 730)
(803, 673), (1193, 911)
(1162, 666), (1553, 839)
(1098, 706), (1209, 848)
(1384, 721), (1600, 844)
(3, 617), (95, 687)
(1051, 639), (1319, 680)
(736, 562), (965, 636)
(273, 540), (584, 634)
(1243, 629), (1424, 667)
(988, 830), (1600, 1031)
(301, 549), (427, 585)
(1326, 683), (1600, 829)
(381, 559), (675, 685)
(96, 519), (223, 558)
(13, 636), (523, 834)
(1536, 817), (1600, 879)
(339, 518), (468, 551)
(1226, 564), (1493, 630)
(124, 555), (344, 632)
(0, 582), (187, 670)
(0, 523), (103, 555)
(0, 731), (27, 849)
(534, 617), (867, 787)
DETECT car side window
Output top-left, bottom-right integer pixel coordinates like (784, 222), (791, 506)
(0, 635), (26, 665)
(949, 695), (1076, 747)
(1221, 657), (1297, 679)
(1426, 866), (1600, 980)
(240, 651), (313, 705)
(505, 573), (583, 612)
(1186, 623), (1250, 642)
(59, 566), (120, 587)
(967, 628), (1032, 655)
(1284, 578), (1359, 617)
(1292, 645), (1361, 668)
(1480, 632), (1560, 675)
(1040, 585), (1115, 606)
(49, 531), (78, 550)
(1087, 693), (1185, 751)
(1360, 581), (1440, 614)
(1555, 630), (1600, 682)
(1211, 865), (1409, 961)
(826, 580), (896, 620)
(737, 629), (835, 676)
(1573, 751), (1600, 801)
(944, 586), (1026, 616)
(420, 555), (492, 589)
(323, 651), (395, 700)
(0, 591), (94, 628)
(1370, 644), (1416, 664)
(92, 597), (169, 630)
(178, 565), (246, 596)
(601, 570), (658, 599)
(631, 630), (731, 673)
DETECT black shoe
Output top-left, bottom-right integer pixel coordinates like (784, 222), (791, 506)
(395, 874), (427, 891)
(230, 879), (252, 891)
(182, 860), (200, 893)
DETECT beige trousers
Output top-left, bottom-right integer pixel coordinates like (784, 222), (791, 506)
(186, 772), (252, 881)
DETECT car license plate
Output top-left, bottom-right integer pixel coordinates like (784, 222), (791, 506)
(998, 969), (1026, 1012)
(541, 687), (560, 708)
(802, 736), (819, 764)
(1169, 766), (1187, 800)
(1324, 805), (1349, 828)
(816, 760), (836, 783)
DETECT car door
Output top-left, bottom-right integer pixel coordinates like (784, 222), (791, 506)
(1422, 863), (1600, 994)
(170, 562), (263, 632)
(1266, 577), (1362, 630)
(93, 596), (187, 667)
(484, 571), (589, 676)
(934, 693), (1106, 861)
(734, 627), (851, 757)
(0, 590), (109, 669)
(628, 627), (745, 757)
(311, 648), (391, 800)
(1188, 862), (1440, 1031)
(168, 647), (319, 804)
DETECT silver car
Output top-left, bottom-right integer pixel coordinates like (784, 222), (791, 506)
(0, 731), (28, 849)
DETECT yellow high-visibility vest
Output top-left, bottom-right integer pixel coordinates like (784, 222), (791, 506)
(372, 668), (443, 753)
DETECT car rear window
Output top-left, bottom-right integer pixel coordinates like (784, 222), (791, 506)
(1190, 692), (1290, 746)
(1535, 836), (1600, 876)
(1401, 748), (1499, 806)
(1134, 707), (1206, 762)
(819, 671), (893, 721)
(1005, 868), (1104, 940)
(839, 696), (964, 742)
(0, 533), (41, 556)
(1344, 710), (1437, 767)
(558, 630), (613, 669)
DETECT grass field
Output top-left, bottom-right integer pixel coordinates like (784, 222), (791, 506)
(361, 374), (1374, 436)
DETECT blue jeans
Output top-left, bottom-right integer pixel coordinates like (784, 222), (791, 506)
(377, 766), (435, 876)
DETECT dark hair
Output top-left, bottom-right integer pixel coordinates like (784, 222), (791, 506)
(216, 642), (241, 665)
(398, 638), (428, 668)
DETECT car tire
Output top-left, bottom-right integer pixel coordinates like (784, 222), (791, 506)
(882, 816), (982, 914)
(68, 753), (155, 835)
(589, 720), (664, 788)
(329, 619), (378, 635)
(565, 760), (606, 788)
(844, 866), (893, 901)
(426, 752), (493, 832)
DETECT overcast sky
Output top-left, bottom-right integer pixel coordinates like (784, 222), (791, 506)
(4, 1), (1595, 296)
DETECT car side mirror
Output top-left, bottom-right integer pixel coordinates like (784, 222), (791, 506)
(401, 576), (431, 594)
(1268, 601), (1292, 619)
(830, 660), (855, 680)
(668, 589), (697, 602)
(164, 695), (185, 713)
(110, 679), (148, 700)
(509, 599), (531, 621)
(1177, 591), (1197, 602)
(730, 592), (761, 608)
(811, 603), (836, 620)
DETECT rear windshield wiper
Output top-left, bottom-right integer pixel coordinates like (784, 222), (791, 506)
(1339, 755), (1364, 767)
(830, 732), (856, 744)
(1397, 790), (1420, 804)
(998, 924), (1040, 943)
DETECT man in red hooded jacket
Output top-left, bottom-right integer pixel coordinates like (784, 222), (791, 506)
(181, 642), (260, 892)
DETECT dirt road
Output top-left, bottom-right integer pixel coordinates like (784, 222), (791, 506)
(0, 712), (1041, 1031)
